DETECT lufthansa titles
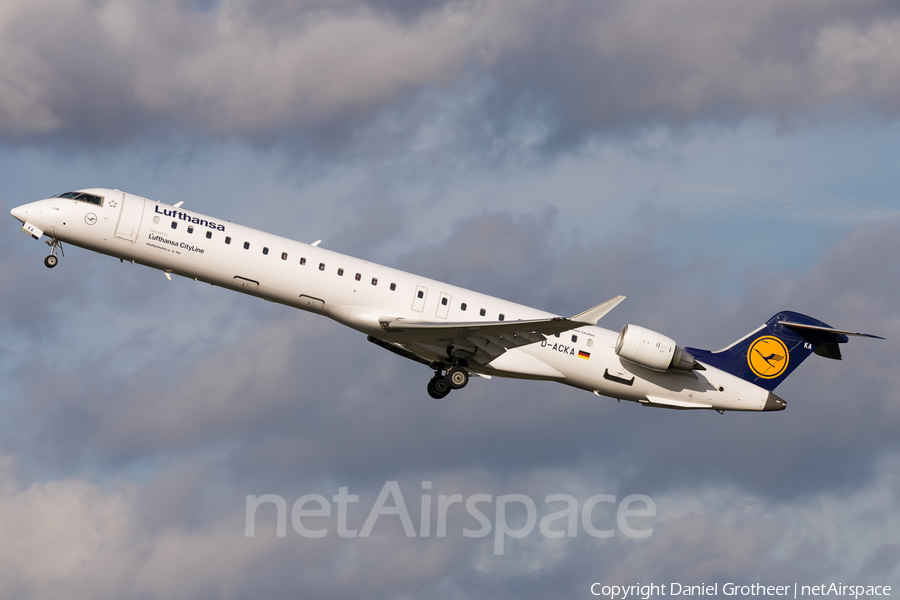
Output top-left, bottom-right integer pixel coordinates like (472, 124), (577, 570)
(148, 233), (205, 254)
(154, 205), (226, 231)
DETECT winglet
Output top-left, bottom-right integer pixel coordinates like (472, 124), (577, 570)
(571, 296), (626, 325)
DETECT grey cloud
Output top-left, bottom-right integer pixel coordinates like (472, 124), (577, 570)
(0, 452), (897, 599)
(2, 0), (897, 590)
(2, 0), (900, 155)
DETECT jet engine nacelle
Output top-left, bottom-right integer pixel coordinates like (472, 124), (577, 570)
(615, 324), (698, 371)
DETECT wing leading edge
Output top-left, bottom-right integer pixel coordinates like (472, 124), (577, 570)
(376, 296), (625, 365)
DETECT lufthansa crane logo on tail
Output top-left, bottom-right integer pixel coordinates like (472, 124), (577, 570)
(747, 336), (789, 379)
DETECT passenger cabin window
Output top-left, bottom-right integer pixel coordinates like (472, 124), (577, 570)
(587, 339), (594, 347)
(390, 283), (396, 291)
(53, 192), (103, 206)
(499, 314), (505, 321)
(319, 263), (325, 271)
(281, 252), (288, 260)
(571, 335), (578, 343)
(371, 278), (378, 286)
(262, 247), (269, 255)
(338, 268), (344, 276)
(225, 237), (232, 244)
(243, 242), (250, 249)
(441, 297), (448, 305)
(417, 290), (424, 299)
(479, 308), (486, 316)
(355, 273), (362, 281)
(300, 257), (306, 265)
(171, 221), (177, 229)
(153, 216), (160, 225)
(206, 231), (212, 239)
(461, 303), (467, 311)
(187, 226), (194, 234)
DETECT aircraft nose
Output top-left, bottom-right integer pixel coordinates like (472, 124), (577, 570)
(10, 204), (28, 224)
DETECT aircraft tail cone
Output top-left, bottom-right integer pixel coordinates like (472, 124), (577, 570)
(763, 392), (786, 411)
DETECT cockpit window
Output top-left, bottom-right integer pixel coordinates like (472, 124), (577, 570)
(52, 191), (103, 206)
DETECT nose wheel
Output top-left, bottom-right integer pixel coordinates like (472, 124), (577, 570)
(43, 238), (64, 268)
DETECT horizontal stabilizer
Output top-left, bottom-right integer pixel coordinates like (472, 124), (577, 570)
(779, 321), (885, 340)
(814, 342), (842, 360)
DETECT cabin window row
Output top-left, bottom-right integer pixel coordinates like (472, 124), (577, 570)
(174, 222), (514, 321)
(297, 258), (398, 290)
(164, 221), (390, 284)
(163, 220), (520, 323)
(415, 292), (507, 320)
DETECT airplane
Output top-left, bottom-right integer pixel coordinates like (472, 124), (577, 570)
(9, 189), (883, 412)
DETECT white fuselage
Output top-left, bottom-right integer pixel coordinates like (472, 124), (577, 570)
(11, 189), (775, 412)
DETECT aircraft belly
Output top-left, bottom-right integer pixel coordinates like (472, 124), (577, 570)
(546, 344), (729, 410)
(485, 349), (564, 380)
(333, 305), (399, 335)
(594, 363), (767, 411)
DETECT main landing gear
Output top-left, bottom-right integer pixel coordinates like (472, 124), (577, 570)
(43, 238), (63, 268)
(426, 366), (470, 399)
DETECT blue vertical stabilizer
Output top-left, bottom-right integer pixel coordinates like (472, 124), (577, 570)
(684, 311), (868, 391)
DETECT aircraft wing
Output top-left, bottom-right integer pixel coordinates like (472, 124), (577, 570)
(377, 296), (624, 365)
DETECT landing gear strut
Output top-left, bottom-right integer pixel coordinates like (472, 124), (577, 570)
(44, 238), (63, 268)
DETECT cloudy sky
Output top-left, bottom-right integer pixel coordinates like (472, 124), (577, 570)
(1, 0), (899, 598)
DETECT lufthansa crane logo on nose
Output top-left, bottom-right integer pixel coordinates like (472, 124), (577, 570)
(747, 336), (789, 379)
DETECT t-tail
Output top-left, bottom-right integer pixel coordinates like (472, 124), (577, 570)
(685, 311), (884, 392)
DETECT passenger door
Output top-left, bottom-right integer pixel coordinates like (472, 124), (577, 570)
(114, 193), (145, 243)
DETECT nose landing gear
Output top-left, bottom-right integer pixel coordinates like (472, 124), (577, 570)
(43, 238), (63, 268)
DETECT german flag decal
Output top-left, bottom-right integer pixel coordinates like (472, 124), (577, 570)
(578, 350), (590, 360)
